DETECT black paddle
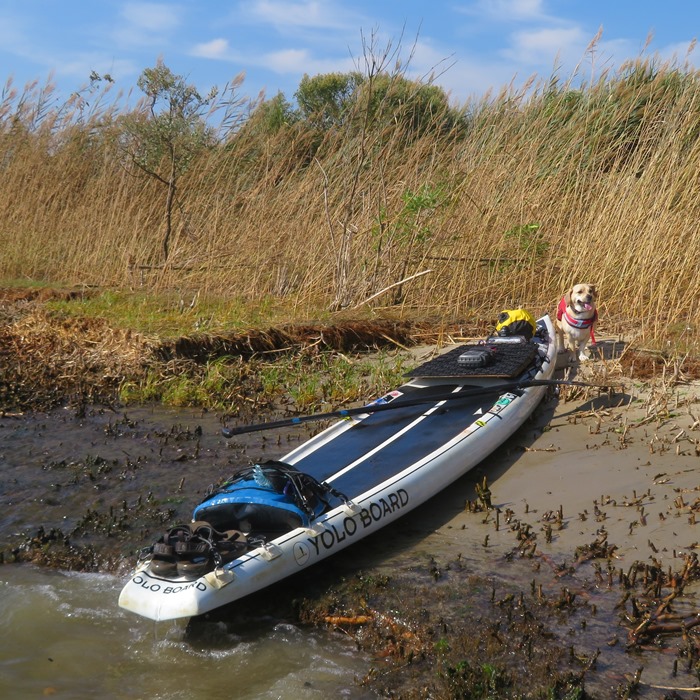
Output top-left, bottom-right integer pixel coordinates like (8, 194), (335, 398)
(221, 378), (606, 437)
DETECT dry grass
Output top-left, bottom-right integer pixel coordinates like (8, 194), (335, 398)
(2, 53), (700, 348)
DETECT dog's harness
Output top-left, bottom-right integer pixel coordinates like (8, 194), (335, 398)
(557, 297), (597, 343)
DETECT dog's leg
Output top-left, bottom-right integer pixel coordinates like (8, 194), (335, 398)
(564, 334), (576, 354)
(555, 324), (568, 354)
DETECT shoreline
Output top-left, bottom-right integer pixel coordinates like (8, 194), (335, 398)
(291, 341), (700, 697)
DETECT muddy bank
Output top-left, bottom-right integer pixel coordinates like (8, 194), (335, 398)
(3, 285), (693, 415)
(0, 399), (596, 697)
(258, 370), (700, 699)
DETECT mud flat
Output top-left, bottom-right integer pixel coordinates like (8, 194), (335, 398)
(187, 359), (700, 698)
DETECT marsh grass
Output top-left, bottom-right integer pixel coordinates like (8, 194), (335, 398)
(2, 48), (700, 347)
(258, 349), (409, 410)
(117, 348), (408, 413)
(43, 289), (305, 338)
(118, 356), (251, 408)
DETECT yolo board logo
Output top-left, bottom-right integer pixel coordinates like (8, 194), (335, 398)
(294, 488), (409, 565)
(132, 574), (208, 594)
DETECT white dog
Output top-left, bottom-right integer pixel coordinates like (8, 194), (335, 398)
(556, 283), (598, 361)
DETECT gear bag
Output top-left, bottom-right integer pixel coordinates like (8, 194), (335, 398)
(495, 309), (536, 340)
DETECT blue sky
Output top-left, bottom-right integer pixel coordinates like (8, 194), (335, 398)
(1, 0), (697, 109)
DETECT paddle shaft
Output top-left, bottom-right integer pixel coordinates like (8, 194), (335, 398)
(221, 378), (603, 437)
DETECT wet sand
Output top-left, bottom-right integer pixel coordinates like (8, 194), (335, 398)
(400, 336), (700, 570)
(453, 372), (700, 568)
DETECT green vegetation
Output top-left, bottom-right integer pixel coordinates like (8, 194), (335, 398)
(371, 183), (448, 304)
(43, 289), (297, 338)
(258, 350), (408, 410)
(295, 72), (364, 128)
(118, 348), (408, 413)
(1, 40), (700, 345)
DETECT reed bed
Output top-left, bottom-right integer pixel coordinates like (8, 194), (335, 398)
(1, 53), (700, 347)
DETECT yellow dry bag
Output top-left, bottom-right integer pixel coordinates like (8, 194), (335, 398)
(495, 309), (536, 340)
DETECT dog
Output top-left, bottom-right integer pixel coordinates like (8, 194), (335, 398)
(556, 283), (598, 361)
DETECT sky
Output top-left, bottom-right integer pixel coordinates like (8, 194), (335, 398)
(1, 0), (698, 111)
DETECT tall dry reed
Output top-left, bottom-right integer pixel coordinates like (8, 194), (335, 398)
(1, 54), (699, 347)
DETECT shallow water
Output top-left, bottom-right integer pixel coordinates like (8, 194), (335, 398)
(0, 565), (372, 700)
(0, 406), (376, 699)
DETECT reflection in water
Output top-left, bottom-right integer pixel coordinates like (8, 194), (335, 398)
(0, 566), (372, 700)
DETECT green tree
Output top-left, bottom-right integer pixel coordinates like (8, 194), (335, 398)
(295, 69), (465, 138)
(240, 91), (298, 137)
(355, 73), (466, 137)
(119, 60), (217, 261)
(295, 72), (364, 128)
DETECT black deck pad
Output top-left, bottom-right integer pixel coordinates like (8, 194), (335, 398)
(407, 342), (537, 379)
(295, 389), (496, 495)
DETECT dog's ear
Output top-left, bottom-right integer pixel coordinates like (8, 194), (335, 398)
(564, 288), (572, 307)
(589, 284), (598, 299)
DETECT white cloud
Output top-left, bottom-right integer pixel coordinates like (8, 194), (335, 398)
(408, 39), (457, 81)
(655, 40), (699, 68)
(243, 0), (357, 30)
(0, 13), (26, 52)
(192, 38), (231, 60)
(191, 1), (366, 79)
(189, 36), (354, 78)
(58, 55), (139, 82)
(488, 0), (546, 21)
(264, 48), (312, 72)
(459, 0), (549, 23)
(121, 2), (182, 32)
(262, 47), (354, 74)
(502, 27), (588, 67)
(439, 57), (527, 103)
(114, 2), (183, 48)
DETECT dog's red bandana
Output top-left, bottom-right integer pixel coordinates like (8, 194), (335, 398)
(557, 297), (597, 343)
